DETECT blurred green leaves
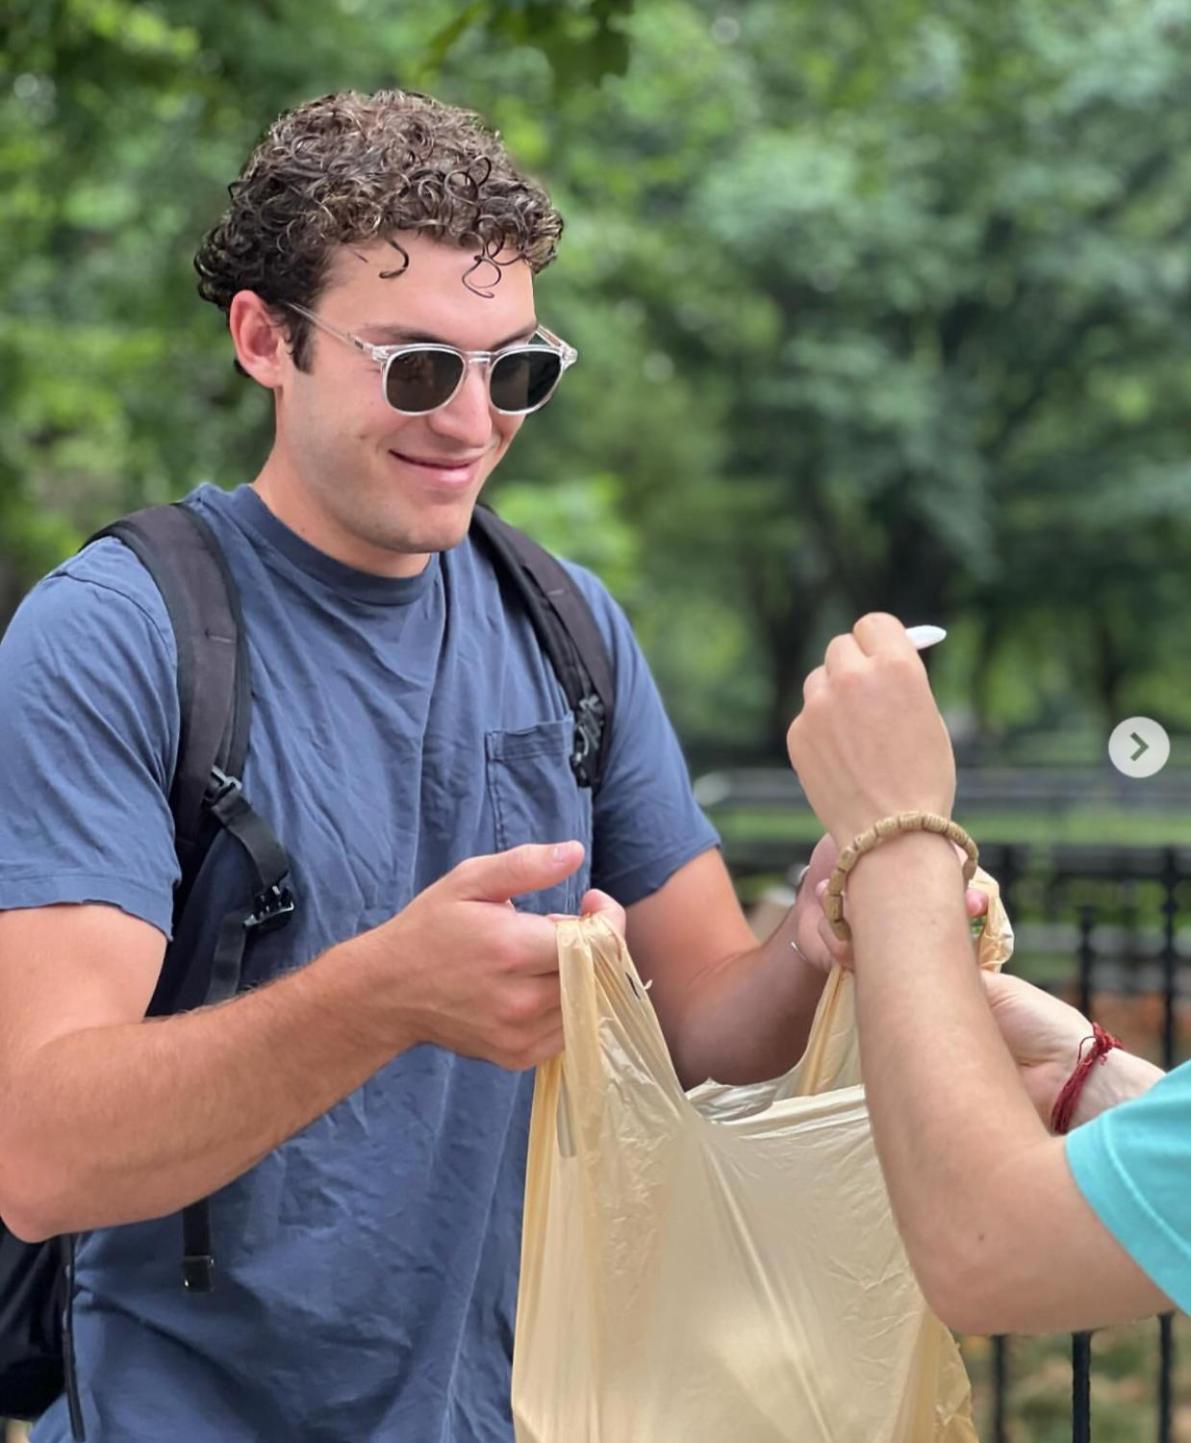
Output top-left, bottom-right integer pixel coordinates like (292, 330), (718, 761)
(3, 0), (1191, 760)
(426, 0), (634, 91)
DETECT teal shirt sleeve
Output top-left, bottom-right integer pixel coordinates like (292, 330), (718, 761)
(1065, 1060), (1191, 1314)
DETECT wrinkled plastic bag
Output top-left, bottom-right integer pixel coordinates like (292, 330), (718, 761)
(512, 873), (1014, 1443)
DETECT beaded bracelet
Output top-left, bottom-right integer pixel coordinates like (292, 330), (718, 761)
(823, 811), (979, 943)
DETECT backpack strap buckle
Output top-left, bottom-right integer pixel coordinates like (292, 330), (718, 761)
(570, 693), (607, 789)
(243, 882), (296, 934)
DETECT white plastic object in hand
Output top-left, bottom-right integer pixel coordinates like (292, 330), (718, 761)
(905, 624), (946, 651)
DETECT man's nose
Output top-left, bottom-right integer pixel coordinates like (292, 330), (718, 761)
(426, 359), (493, 447)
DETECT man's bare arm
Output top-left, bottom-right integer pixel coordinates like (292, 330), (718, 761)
(0, 903), (413, 1241)
(0, 842), (585, 1241)
(625, 847), (830, 1089)
(625, 841), (987, 1091)
(847, 835), (1174, 1335)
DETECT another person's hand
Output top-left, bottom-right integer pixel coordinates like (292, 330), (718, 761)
(979, 971), (1095, 1126)
(785, 613), (955, 847)
(985, 972), (1168, 1127)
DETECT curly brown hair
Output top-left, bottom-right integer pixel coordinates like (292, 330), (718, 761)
(194, 89), (563, 369)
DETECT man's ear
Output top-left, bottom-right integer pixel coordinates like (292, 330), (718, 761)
(228, 290), (292, 389)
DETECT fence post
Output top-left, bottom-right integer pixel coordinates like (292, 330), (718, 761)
(1156, 847), (1180, 1443)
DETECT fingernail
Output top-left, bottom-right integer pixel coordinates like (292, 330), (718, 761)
(816, 880), (827, 899)
(551, 843), (575, 862)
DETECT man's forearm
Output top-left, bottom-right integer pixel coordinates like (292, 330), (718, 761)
(672, 905), (827, 1088)
(845, 834), (1048, 1292)
(3, 929), (407, 1240)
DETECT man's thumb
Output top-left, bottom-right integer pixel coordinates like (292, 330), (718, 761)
(579, 888), (627, 938)
(457, 841), (585, 903)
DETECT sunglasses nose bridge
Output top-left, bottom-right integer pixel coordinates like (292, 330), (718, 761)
(454, 351), (498, 407)
(423, 352), (500, 438)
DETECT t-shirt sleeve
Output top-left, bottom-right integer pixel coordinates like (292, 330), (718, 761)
(0, 541), (181, 937)
(562, 561), (720, 907)
(1065, 1060), (1191, 1314)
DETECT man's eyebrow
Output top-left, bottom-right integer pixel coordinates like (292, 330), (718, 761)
(360, 323), (539, 349)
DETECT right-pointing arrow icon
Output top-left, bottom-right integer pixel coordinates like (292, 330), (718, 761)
(1110, 717), (1170, 778)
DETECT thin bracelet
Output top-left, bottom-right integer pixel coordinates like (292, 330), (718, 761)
(1050, 1024), (1122, 1134)
(823, 811), (978, 943)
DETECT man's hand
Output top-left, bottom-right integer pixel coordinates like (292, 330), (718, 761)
(786, 613), (955, 847)
(574, 888), (628, 938)
(981, 972), (1166, 1130)
(372, 841), (588, 1071)
(792, 832), (988, 974)
(979, 972), (1094, 1125)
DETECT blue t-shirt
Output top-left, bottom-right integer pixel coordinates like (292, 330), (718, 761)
(0, 483), (719, 1443)
(1066, 1060), (1191, 1314)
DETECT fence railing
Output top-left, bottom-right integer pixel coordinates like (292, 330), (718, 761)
(711, 778), (1191, 1442)
(695, 764), (1191, 817)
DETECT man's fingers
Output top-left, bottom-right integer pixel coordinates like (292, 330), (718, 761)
(579, 888), (627, 938)
(817, 914), (853, 970)
(804, 833), (838, 881)
(804, 881), (852, 967)
(824, 633), (865, 677)
(452, 841), (585, 904)
(802, 666), (827, 705)
(852, 612), (919, 659)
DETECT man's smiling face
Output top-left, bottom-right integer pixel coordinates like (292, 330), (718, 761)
(266, 232), (538, 576)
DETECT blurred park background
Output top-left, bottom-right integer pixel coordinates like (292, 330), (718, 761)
(3, 0), (1191, 1438)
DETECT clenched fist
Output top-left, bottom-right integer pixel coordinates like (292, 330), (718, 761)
(786, 613), (956, 847)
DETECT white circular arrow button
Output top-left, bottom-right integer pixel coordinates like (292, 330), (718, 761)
(1108, 717), (1170, 779)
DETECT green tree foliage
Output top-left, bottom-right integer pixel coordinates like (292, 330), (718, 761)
(3, 0), (1190, 761)
(506, 0), (1191, 752)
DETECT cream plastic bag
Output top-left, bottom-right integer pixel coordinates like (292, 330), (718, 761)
(512, 874), (1014, 1443)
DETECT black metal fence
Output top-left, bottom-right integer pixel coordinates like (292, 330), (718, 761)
(707, 778), (1191, 1443)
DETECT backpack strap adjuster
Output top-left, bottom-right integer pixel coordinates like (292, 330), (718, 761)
(203, 764), (243, 815)
(181, 1253), (215, 1292)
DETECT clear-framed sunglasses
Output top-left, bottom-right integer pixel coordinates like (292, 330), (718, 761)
(285, 302), (577, 416)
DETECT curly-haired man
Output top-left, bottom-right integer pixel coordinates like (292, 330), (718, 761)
(0, 90), (896, 1442)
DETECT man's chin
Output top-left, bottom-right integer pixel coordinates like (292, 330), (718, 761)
(370, 512), (474, 563)
(402, 494), (486, 554)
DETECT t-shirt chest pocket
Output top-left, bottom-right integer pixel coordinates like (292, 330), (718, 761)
(485, 716), (594, 915)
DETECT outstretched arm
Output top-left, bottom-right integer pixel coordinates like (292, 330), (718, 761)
(785, 612), (1177, 1335)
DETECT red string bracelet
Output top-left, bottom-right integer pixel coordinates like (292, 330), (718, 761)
(1050, 1023), (1122, 1135)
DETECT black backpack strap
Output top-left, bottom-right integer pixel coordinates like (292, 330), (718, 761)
(89, 504), (251, 866)
(470, 506), (615, 789)
(86, 503), (295, 1294)
(57, 1236), (84, 1442)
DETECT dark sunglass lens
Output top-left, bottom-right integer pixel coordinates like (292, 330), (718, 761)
(384, 349), (465, 412)
(490, 350), (563, 413)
